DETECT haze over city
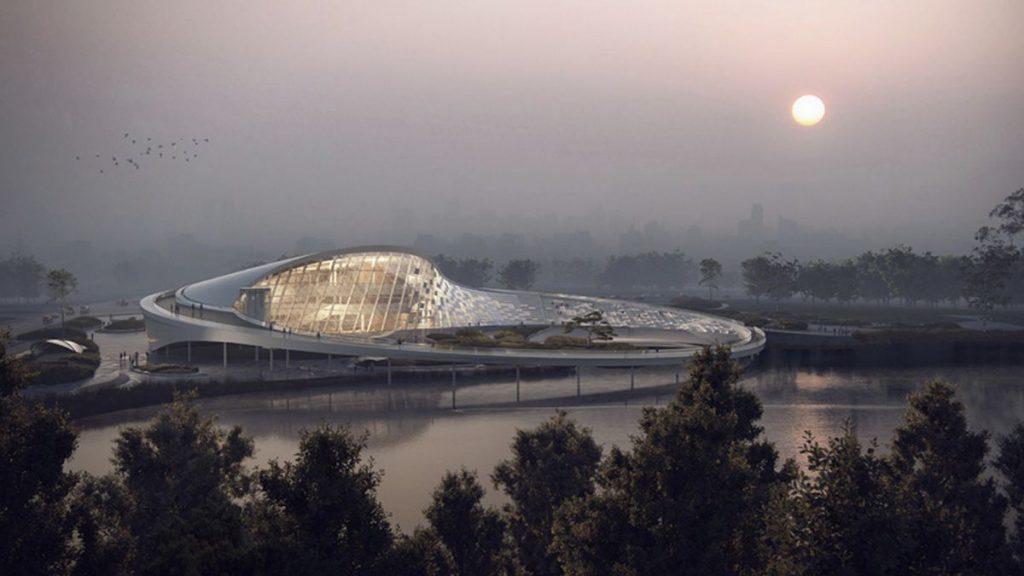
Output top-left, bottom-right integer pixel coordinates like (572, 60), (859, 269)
(6, 3), (1024, 575)
(2, 0), (1022, 262)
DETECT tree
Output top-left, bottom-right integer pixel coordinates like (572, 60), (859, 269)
(995, 423), (1024, 570)
(551, 347), (789, 576)
(112, 394), (255, 576)
(425, 469), (505, 576)
(0, 330), (79, 575)
(0, 253), (46, 302)
(499, 259), (540, 290)
(742, 252), (797, 309)
(963, 233), (1019, 312)
(889, 381), (1012, 574)
(877, 245), (917, 305)
(47, 268), (78, 333)
(855, 251), (891, 304)
(698, 258), (722, 301)
(256, 425), (393, 576)
(831, 260), (860, 305)
(989, 187), (1024, 247)
(963, 191), (1024, 312)
(435, 255), (493, 288)
(384, 529), (456, 576)
(795, 259), (836, 304)
(562, 310), (615, 344)
(494, 411), (602, 576)
(741, 254), (772, 302)
(762, 425), (909, 575)
(68, 474), (132, 576)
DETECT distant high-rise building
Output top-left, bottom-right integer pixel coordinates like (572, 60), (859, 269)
(737, 203), (766, 243)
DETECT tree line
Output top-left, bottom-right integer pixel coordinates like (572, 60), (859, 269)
(738, 247), (976, 308)
(4, 339), (1024, 576)
(0, 252), (47, 301)
(434, 255), (541, 291)
(437, 250), (696, 292)
(739, 189), (1024, 310)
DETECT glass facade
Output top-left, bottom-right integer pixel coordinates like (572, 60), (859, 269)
(236, 252), (440, 335)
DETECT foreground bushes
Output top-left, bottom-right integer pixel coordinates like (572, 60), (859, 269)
(3, 338), (1024, 575)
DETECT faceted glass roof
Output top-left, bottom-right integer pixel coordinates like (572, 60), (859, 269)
(232, 249), (752, 346)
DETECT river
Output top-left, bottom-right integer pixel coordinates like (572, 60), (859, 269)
(68, 364), (1024, 531)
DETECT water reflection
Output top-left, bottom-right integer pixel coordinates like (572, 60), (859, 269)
(69, 365), (1024, 531)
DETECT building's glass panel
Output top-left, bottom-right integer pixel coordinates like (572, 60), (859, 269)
(237, 251), (443, 336)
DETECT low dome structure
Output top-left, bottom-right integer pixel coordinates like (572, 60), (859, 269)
(142, 246), (764, 367)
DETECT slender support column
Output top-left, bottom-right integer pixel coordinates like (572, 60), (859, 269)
(269, 349), (274, 371)
(451, 364), (457, 410)
(576, 366), (581, 397)
(328, 353), (332, 370)
(187, 342), (191, 363)
(255, 346), (259, 361)
(516, 366), (521, 403)
(675, 370), (679, 385)
(387, 358), (392, 386)
(630, 366), (635, 390)
(286, 349), (290, 369)
(222, 342), (227, 368)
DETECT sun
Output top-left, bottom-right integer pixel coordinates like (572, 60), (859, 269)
(792, 94), (825, 126)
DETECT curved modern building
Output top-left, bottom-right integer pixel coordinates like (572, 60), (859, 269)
(141, 246), (764, 367)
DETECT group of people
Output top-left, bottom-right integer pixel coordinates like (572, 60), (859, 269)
(118, 350), (143, 368)
(170, 302), (204, 318)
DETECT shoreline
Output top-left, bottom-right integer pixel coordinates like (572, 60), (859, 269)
(36, 364), (575, 421)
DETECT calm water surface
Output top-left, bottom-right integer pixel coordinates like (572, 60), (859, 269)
(69, 365), (1024, 531)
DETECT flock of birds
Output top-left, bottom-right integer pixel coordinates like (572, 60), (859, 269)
(76, 132), (211, 174)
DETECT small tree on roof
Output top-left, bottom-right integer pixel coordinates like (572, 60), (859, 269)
(563, 310), (616, 345)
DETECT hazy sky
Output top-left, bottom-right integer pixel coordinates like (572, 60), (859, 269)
(2, 0), (1022, 253)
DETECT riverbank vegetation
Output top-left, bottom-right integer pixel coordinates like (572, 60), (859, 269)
(5, 337), (1024, 575)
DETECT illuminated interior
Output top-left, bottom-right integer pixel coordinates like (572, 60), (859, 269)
(236, 251), (440, 334)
